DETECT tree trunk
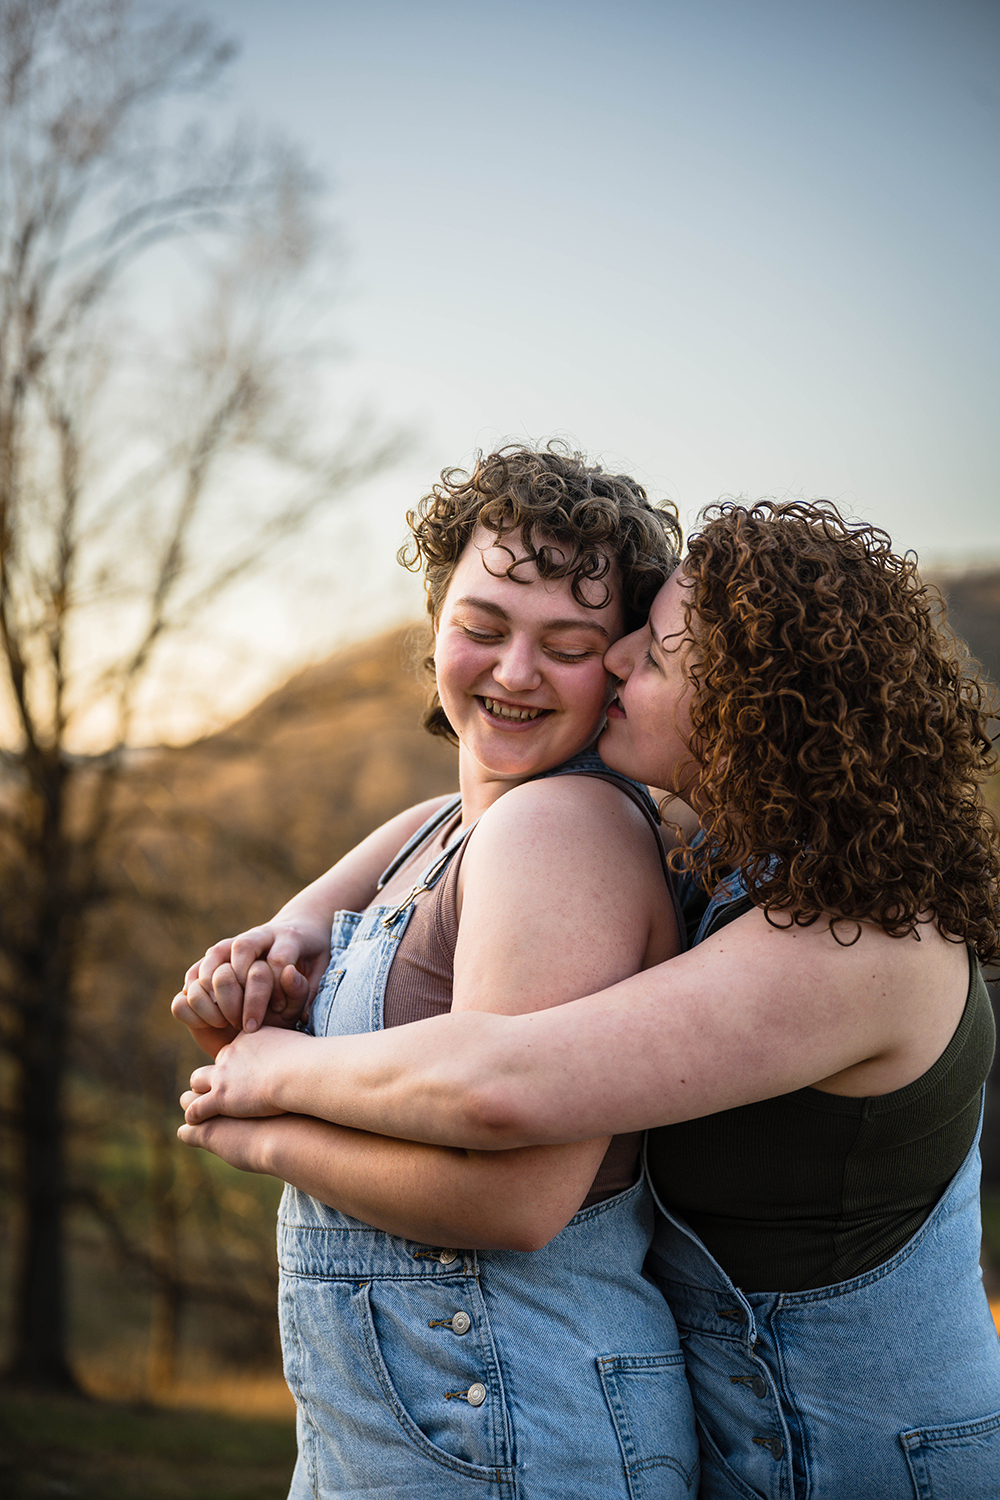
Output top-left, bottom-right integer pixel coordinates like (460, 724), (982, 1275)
(5, 755), (80, 1392)
(8, 972), (78, 1390)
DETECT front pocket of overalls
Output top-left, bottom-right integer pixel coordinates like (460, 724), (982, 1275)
(900, 1407), (1000, 1499)
(359, 1277), (515, 1480)
(597, 1352), (700, 1498)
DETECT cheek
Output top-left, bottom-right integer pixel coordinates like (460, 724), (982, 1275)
(434, 635), (482, 692)
(563, 662), (614, 719)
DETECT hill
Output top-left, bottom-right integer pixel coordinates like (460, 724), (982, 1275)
(935, 567), (1000, 693)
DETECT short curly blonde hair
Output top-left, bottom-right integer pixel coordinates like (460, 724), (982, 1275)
(401, 443), (682, 742)
(674, 500), (1000, 961)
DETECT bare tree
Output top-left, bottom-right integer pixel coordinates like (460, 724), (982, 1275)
(0, 0), (401, 1389)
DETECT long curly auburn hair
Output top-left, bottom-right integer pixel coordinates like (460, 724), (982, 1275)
(676, 500), (1000, 961)
(401, 443), (682, 742)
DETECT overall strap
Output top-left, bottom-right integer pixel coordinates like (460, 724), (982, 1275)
(376, 794), (462, 891)
(378, 823), (476, 930)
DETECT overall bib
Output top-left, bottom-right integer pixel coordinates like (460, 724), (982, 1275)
(648, 871), (1000, 1498)
(278, 763), (700, 1500)
(645, 1113), (1000, 1498)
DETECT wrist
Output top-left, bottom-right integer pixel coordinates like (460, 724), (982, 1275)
(266, 1029), (311, 1114)
(252, 1116), (281, 1176)
(271, 895), (333, 938)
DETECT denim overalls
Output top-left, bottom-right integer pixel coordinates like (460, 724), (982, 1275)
(278, 755), (699, 1499)
(647, 871), (1000, 1499)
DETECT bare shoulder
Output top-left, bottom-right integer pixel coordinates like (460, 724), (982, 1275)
(459, 773), (678, 972)
(473, 771), (659, 854)
(684, 905), (973, 1096)
(454, 774), (679, 1015)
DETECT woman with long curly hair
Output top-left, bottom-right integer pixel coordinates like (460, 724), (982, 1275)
(181, 499), (1000, 1499)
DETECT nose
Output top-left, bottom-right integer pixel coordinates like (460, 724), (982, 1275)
(604, 626), (642, 681)
(492, 634), (543, 693)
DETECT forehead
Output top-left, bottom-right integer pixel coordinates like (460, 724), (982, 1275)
(648, 569), (694, 643)
(448, 525), (622, 617)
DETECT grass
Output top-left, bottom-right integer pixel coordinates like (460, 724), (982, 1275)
(0, 1386), (296, 1500)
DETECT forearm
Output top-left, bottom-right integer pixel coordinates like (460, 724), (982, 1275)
(199, 1110), (605, 1250)
(197, 908), (900, 1149)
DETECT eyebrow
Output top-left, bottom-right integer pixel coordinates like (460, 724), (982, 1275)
(453, 596), (615, 641)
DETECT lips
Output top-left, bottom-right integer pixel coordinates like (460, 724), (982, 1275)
(481, 696), (548, 722)
(605, 696), (626, 720)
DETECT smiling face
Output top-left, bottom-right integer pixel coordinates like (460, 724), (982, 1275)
(599, 569), (701, 804)
(434, 527), (625, 813)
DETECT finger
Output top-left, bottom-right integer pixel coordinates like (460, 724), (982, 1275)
(281, 965), (309, 1001)
(188, 1064), (216, 1094)
(272, 965), (310, 1020)
(178, 979), (229, 1029)
(230, 928), (274, 986)
(265, 930), (306, 974)
(177, 1122), (203, 1147)
(211, 963), (246, 1028)
(171, 989), (199, 1026)
(184, 1090), (219, 1124)
(242, 959), (276, 1033)
(197, 939), (236, 987)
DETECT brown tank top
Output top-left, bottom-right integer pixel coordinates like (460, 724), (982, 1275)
(379, 774), (678, 1208)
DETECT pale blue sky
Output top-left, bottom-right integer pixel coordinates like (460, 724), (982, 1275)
(172, 0), (998, 728)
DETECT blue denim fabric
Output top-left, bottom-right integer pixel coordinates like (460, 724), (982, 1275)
(279, 763), (699, 1499)
(644, 1106), (1000, 1499)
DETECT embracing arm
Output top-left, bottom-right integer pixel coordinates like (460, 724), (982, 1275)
(181, 775), (681, 1247)
(172, 793), (455, 1049)
(177, 1113), (605, 1251)
(185, 905), (968, 1147)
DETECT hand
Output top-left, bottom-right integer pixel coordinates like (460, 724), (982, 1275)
(185, 921), (329, 1034)
(180, 1026), (309, 1122)
(176, 1113), (270, 1174)
(171, 975), (241, 1055)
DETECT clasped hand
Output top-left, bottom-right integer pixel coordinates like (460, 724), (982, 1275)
(171, 919), (328, 1050)
(178, 1025), (308, 1124)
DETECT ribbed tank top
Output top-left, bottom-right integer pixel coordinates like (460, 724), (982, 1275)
(646, 932), (995, 1292)
(378, 765), (678, 1209)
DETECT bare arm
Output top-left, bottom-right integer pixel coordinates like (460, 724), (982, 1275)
(172, 794), (455, 1048)
(184, 905), (969, 1148)
(180, 776), (681, 1247)
(176, 1114), (606, 1251)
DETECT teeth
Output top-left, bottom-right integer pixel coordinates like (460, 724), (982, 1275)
(483, 697), (544, 722)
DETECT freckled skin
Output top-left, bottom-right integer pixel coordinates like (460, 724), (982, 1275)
(600, 570), (699, 804)
(434, 527), (625, 820)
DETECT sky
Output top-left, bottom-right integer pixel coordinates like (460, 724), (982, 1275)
(178, 0), (998, 730)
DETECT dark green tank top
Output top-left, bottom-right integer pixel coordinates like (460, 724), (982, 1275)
(646, 946), (995, 1293)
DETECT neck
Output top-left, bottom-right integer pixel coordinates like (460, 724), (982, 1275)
(457, 754), (531, 826)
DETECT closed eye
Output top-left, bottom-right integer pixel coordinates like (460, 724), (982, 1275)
(548, 647), (598, 663)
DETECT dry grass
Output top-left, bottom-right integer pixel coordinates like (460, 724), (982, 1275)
(80, 1362), (295, 1421)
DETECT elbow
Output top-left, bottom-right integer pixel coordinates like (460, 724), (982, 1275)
(504, 1220), (563, 1253)
(461, 1076), (541, 1151)
(486, 1208), (569, 1254)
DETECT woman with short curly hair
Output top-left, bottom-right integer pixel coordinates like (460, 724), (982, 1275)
(182, 497), (1000, 1498)
(176, 445), (698, 1498)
